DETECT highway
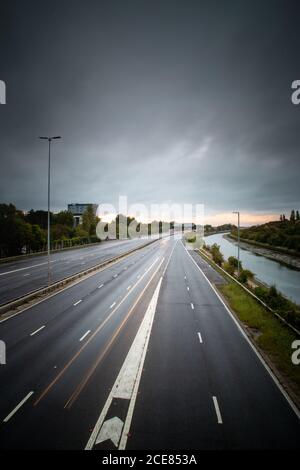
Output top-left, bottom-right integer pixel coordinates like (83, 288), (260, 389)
(0, 236), (299, 449)
(0, 238), (151, 305)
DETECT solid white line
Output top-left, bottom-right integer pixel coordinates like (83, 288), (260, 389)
(79, 330), (91, 342)
(73, 300), (82, 306)
(3, 391), (34, 422)
(98, 284), (104, 289)
(181, 240), (300, 420)
(162, 239), (178, 277)
(198, 332), (203, 343)
(190, 302), (194, 310)
(30, 325), (45, 336)
(86, 277), (163, 450)
(110, 302), (116, 309)
(0, 261), (56, 276)
(212, 396), (223, 424)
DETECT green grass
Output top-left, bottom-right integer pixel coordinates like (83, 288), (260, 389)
(220, 282), (300, 395)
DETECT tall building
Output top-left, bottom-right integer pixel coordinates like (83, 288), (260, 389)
(67, 203), (98, 227)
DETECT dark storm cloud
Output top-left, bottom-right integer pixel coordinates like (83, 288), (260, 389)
(0, 0), (299, 218)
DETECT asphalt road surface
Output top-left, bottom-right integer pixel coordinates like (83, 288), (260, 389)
(0, 237), (299, 449)
(0, 238), (151, 305)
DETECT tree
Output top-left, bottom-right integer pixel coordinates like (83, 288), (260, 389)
(0, 204), (32, 256)
(30, 224), (46, 251)
(228, 256), (240, 268)
(296, 210), (300, 221)
(290, 209), (295, 222)
(82, 205), (99, 236)
(25, 209), (52, 229)
(54, 210), (74, 227)
(210, 243), (224, 266)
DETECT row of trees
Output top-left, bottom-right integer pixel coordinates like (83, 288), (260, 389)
(231, 212), (300, 253)
(202, 242), (300, 329)
(0, 204), (100, 257)
(279, 210), (300, 222)
(0, 204), (173, 257)
(204, 243), (255, 284)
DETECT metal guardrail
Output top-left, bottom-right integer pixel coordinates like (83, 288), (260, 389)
(198, 248), (300, 337)
(0, 238), (158, 318)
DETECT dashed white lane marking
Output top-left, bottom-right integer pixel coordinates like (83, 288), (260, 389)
(85, 277), (163, 450)
(23, 273), (31, 277)
(74, 300), (82, 306)
(198, 332), (203, 343)
(110, 302), (116, 309)
(123, 267), (127, 270)
(126, 285), (132, 291)
(184, 275), (186, 280)
(3, 391), (34, 422)
(30, 325), (45, 336)
(187, 286), (190, 291)
(212, 396), (223, 424)
(113, 274), (118, 278)
(79, 330), (91, 342)
(98, 284), (104, 289)
(182, 240), (300, 421)
(190, 302), (194, 310)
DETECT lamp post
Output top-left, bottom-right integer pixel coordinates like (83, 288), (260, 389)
(232, 211), (240, 276)
(39, 136), (61, 286)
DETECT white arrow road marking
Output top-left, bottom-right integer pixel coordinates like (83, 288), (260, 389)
(95, 416), (124, 447)
(85, 277), (163, 450)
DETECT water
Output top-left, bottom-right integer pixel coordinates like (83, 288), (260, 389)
(204, 233), (300, 305)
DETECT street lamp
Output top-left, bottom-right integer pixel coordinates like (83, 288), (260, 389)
(39, 136), (61, 286)
(232, 211), (240, 276)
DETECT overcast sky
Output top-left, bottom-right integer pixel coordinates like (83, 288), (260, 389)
(0, 0), (299, 224)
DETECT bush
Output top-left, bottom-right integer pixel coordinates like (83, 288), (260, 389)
(211, 243), (224, 266)
(228, 256), (239, 268)
(223, 262), (235, 276)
